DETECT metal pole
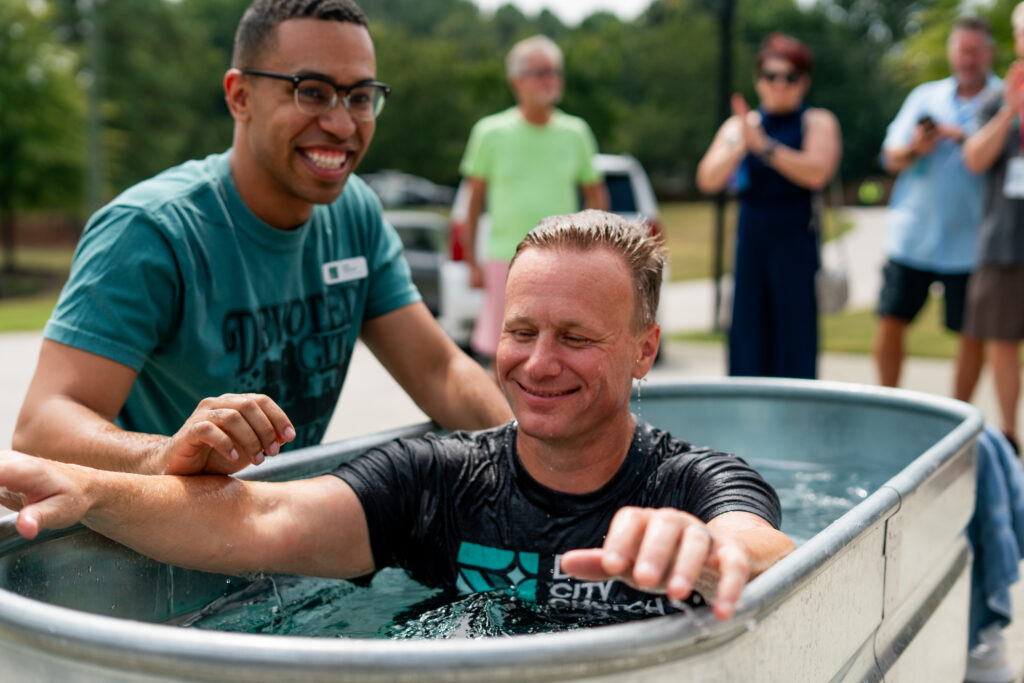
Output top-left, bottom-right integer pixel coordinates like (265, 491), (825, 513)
(84, 0), (104, 216)
(711, 0), (733, 333)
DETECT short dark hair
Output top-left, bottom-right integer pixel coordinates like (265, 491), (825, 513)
(511, 210), (665, 331)
(756, 32), (814, 75)
(232, 0), (370, 68)
(951, 15), (994, 42)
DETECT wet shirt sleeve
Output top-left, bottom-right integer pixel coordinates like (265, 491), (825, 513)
(329, 434), (460, 586)
(653, 438), (783, 529)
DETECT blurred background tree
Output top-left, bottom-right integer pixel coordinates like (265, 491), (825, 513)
(0, 0), (84, 277)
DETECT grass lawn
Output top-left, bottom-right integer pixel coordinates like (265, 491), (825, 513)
(673, 295), (962, 359)
(658, 202), (737, 283)
(658, 201), (848, 282)
(0, 246), (74, 333)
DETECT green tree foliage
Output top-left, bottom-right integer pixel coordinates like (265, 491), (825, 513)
(95, 0), (234, 196)
(365, 24), (509, 184)
(0, 0), (84, 270)
(361, 0), (479, 36)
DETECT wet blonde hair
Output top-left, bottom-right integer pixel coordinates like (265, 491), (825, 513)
(511, 210), (665, 331)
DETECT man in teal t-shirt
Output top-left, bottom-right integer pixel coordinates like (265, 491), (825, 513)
(13, 0), (511, 476)
(459, 35), (608, 363)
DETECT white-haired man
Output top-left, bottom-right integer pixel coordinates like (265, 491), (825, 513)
(459, 35), (609, 367)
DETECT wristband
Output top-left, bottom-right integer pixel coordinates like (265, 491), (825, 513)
(758, 138), (779, 163)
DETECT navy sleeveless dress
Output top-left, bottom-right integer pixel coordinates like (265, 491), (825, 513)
(730, 106), (819, 379)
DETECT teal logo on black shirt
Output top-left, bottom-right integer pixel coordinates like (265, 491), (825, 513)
(456, 541), (538, 600)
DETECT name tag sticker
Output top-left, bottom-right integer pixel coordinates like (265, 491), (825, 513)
(322, 257), (368, 285)
(1004, 157), (1024, 199)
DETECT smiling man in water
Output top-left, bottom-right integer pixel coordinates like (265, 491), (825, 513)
(0, 211), (793, 621)
(13, 0), (511, 476)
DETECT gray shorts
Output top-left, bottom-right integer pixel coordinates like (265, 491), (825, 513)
(963, 264), (1024, 341)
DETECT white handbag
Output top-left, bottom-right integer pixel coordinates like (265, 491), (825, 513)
(814, 180), (850, 315)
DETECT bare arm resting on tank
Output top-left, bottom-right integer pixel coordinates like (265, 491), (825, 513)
(0, 450), (374, 579)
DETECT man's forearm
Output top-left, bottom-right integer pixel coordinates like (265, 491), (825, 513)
(2, 449), (375, 580)
(733, 527), (795, 577)
(82, 471), (261, 572)
(964, 105), (1015, 174)
(2, 455), (254, 571)
(14, 396), (169, 474)
(882, 145), (921, 175)
(707, 513), (795, 577)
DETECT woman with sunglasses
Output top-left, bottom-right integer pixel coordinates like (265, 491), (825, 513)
(697, 33), (842, 379)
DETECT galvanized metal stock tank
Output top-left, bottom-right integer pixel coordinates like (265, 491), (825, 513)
(0, 379), (982, 681)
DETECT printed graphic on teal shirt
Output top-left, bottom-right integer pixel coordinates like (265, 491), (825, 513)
(221, 280), (360, 449)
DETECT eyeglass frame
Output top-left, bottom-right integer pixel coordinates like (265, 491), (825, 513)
(756, 69), (803, 85)
(240, 69), (391, 120)
(517, 67), (564, 80)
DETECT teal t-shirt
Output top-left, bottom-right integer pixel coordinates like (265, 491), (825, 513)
(459, 107), (600, 261)
(44, 151), (420, 450)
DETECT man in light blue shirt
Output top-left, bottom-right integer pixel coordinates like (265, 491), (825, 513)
(874, 16), (999, 400)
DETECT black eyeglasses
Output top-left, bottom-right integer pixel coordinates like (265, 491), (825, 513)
(758, 70), (801, 85)
(241, 69), (391, 120)
(519, 67), (563, 80)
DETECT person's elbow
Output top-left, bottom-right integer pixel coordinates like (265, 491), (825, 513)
(963, 157), (985, 175)
(961, 146), (989, 175)
(695, 167), (724, 195)
(803, 170), (833, 192)
(11, 409), (41, 456)
(10, 429), (31, 456)
(879, 150), (905, 176)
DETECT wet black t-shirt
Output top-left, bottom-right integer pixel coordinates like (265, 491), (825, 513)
(331, 419), (782, 616)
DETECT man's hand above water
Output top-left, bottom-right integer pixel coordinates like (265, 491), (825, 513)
(559, 507), (794, 620)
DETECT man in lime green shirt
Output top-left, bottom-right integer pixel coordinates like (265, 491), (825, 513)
(459, 35), (608, 363)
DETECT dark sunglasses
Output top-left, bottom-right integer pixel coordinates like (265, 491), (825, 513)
(758, 70), (801, 85)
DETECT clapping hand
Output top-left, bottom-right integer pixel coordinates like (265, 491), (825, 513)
(731, 93), (770, 156)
